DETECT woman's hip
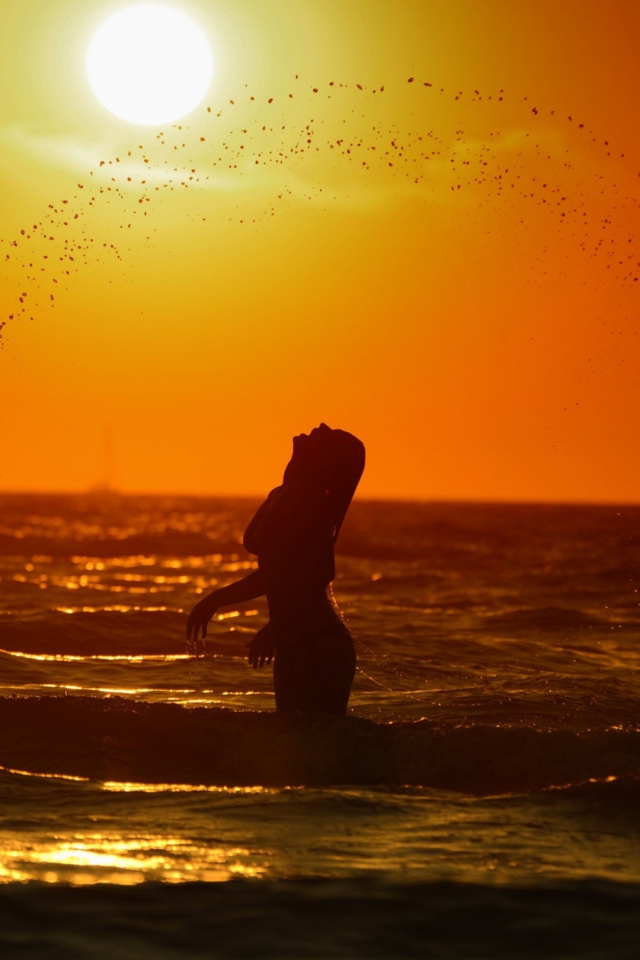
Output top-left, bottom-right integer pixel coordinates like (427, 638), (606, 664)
(274, 631), (356, 714)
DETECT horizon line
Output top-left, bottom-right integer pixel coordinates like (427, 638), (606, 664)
(0, 488), (639, 509)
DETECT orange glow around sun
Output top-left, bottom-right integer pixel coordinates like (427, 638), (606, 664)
(0, 0), (639, 502)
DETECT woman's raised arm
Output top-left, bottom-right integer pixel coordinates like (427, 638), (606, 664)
(186, 569), (265, 642)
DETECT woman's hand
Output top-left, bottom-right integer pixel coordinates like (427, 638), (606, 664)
(186, 593), (219, 648)
(246, 623), (276, 669)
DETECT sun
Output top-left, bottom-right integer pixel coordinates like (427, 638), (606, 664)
(86, 3), (213, 126)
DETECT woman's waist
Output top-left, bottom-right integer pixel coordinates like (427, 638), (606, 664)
(266, 596), (350, 642)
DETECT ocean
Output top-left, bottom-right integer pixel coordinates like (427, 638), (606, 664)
(1, 493), (640, 958)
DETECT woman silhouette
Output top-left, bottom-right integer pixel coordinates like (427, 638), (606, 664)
(186, 424), (365, 714)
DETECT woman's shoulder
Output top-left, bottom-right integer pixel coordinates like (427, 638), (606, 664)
(243, 487), (283, 554)
(244, 481), (332, 554)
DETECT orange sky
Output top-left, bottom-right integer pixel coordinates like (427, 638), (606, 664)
(1, 0), (639, 501)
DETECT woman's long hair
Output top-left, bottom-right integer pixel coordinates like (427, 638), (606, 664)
(281, 426), (365, 540)
(321, 429), (365, 541)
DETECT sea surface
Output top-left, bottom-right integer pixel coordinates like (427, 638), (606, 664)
(1, 494), (640, 958)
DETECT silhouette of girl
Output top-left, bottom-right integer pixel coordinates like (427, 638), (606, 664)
(186, 424), (365, 714)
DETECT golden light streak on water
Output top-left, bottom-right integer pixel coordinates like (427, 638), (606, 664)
(544, 774), (619, 792)
(0, 832), (270, 884)
(221, 561), (256, 573)
(216, 610), (260, 619)
(73, 555), (158, 567)
(71, 556), (156, 569)
(17, 841), (169, 872)
(68, 555), (227, 570)
(0, 765), (276, 883)
(112, 574), (193, 584)
(161, 556), (224, 568)
(0, 648), (189, 662)
(0, 763), (278, 794)
(220, 690), (263, 695)
(101, 781), (275, 794)
(0, 763), (90, 782)
(33, 683), (181, 695)
(54, 605), (175, 613)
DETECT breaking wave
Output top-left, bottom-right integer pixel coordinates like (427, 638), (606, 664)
(1, 696), (639, 797)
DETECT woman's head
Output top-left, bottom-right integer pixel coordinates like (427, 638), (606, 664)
(285, 423), (365, 537)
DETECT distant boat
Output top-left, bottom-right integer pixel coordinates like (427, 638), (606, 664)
(88, 425), (119, 497)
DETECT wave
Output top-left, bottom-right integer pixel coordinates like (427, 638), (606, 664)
(3, 876), (640, 960)
(483, 605), (613, 633)
(1, 696), (639, 796)
(544, 772), (640, 804)
(0, 610), (189, 656)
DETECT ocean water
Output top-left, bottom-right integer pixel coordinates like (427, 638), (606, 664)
(1, 493), (640, 958)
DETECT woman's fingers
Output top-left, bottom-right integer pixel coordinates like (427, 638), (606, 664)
(248, 640), (259, 668)
(246, 634), (274, 669)
(187, 610), (211, 642)
(257, 648), (273, 668)
(187, 613), (200, 641)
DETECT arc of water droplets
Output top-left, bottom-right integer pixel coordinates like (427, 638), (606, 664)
(2, 76), (638, 340)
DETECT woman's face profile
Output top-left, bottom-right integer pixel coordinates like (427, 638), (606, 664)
(288, 424), (333, 483)
(293, 422), (331, 446)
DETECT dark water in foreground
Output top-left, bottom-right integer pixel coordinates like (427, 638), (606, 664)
(1, 494), (639, 957)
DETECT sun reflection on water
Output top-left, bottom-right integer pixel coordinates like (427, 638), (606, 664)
(0, 764), (274, 884)
(101, 781), (273, 794)
(0, 835), (269, 885)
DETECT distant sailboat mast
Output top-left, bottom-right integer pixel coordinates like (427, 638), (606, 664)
(90, 425), (116, 494)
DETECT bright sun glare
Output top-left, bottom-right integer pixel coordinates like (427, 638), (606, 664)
(86, 3), (213, 126)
